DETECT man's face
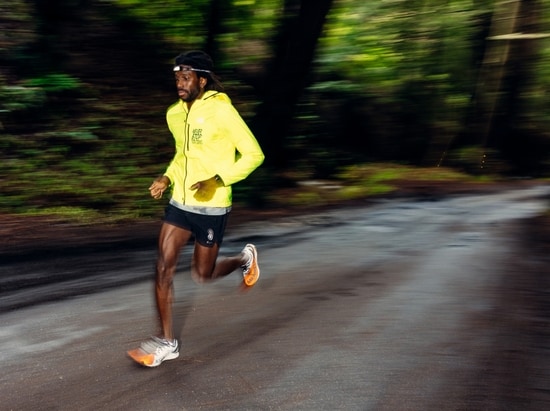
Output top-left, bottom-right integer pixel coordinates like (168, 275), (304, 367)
(174, 67), (204, 102)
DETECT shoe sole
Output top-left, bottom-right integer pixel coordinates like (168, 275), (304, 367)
(127, 348), (180, 368)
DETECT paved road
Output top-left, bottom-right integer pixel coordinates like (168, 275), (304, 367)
(1, 186), (550, 410)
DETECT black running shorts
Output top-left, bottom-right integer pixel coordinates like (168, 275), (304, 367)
(163, 204), (229, 247)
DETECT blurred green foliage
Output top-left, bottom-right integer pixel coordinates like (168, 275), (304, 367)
(23, 73), (81, 92)
(1, 0), (550, 222)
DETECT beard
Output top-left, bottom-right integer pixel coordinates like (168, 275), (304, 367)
(178, 85), (202, 102)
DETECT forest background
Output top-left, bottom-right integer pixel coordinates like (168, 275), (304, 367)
(1, 0), (550, 223)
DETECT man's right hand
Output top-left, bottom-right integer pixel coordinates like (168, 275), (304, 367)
(149, 176), (171, 199)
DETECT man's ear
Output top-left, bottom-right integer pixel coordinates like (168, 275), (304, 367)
(200, 77), (207, 88)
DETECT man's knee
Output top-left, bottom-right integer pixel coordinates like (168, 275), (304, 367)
(156, 258), (176, 283)
(191, 266), (212, 284)
(192, 265), (209, 278)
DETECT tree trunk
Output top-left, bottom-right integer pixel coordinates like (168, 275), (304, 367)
(203, 0), (230, 65)
(251, 0), (334, 169)
(475, 0), (521, 153)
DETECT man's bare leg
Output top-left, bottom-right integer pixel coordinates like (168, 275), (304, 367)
(155, 223), (192, 340)
(191, 242), (246, 283)
(127, 223), (189, 367)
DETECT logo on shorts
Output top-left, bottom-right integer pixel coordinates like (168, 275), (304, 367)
(207, 228), (214, 243)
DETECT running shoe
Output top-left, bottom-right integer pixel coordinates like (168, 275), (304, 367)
(127, 336), (179, 367)
(241, 243), (260, 287)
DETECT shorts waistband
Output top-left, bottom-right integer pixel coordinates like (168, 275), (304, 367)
(169, 198), (231, 216)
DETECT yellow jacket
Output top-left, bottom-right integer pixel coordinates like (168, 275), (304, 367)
(164, 90), (264, 208)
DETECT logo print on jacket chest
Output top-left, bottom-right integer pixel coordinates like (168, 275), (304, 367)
(191, 128), (203, 144)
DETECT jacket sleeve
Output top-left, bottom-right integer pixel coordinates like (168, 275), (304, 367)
(163, 155), (179, 188)
(162, 103), (187, 189)
(216, 104), (264, 186)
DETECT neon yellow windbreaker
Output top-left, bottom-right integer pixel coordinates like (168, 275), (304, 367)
(164, 90), (264, 208)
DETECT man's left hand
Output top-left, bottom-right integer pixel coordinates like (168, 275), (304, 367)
(190, 176), (220, 201)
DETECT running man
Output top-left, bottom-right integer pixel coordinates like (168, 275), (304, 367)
(127, 50), (264, 367)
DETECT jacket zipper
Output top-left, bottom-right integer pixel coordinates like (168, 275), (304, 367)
(183, 107), (191, 203)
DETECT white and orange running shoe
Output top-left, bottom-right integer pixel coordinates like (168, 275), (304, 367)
(241, 243), (260, 287)
(127, 336), (179, 367)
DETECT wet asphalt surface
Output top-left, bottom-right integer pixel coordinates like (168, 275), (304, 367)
(1, 185), (550, 410)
